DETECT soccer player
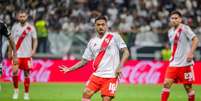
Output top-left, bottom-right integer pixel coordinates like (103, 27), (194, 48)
(161, 11), (199, 101)
(8, 10), (38, 100)
(59, 16), (129, 101)
(0, 21), (18, 91)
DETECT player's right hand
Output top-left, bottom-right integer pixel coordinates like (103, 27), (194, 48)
(58, 65), (71, 73)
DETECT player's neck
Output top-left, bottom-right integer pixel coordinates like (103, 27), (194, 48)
(97, 32), (105, 38)
(173, 23), (181, 29)
(20, 22), (27, 27)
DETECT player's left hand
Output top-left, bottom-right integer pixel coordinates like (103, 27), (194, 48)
(186, 51), (194, 62)
(31, 50), (36, 56)
(115, 66), (122, 79)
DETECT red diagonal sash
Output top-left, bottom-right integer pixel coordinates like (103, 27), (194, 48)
(16, 26), (31, 51)
(93, 34), (113, 71)
(170, 27), (182, 62)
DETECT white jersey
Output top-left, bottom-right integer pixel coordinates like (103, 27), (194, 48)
(168, 24), (196, 67)
(11, 22), (37, 57)
(82, 32), (127, 78)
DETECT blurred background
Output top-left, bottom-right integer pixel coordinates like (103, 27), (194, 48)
(1, 0), (201, 60)
(1, 0), (201, 101)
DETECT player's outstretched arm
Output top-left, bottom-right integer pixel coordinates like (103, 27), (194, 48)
(59, 58), (88, 73)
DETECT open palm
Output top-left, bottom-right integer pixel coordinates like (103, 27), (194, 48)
(58, 65), (71, 73)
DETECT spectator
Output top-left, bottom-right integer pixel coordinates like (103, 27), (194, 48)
(1, 0), (201, 58)
(161, 43), (171, 61)
(135, 25), (159, 46)
(35, 15), (49, 53)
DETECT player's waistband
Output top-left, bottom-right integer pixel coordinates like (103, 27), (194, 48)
(168, 65), (193, 68)
(92, 74), (117, 79)
(18, 57), (32, 60)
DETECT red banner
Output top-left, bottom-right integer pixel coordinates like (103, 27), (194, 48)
(1, 60), (201, 84)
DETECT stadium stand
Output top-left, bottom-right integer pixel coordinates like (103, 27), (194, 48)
(0, 0), (201, 60)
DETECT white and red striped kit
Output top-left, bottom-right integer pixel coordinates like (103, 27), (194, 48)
(168, 24), (196, 67)
(82, 32), (127, 78)
(11, 22), (37, 58)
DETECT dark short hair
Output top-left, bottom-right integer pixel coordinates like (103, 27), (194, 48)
(18, 9), (28, 14)
(95, 15), (107, 23)
(170, 11), (182, 17)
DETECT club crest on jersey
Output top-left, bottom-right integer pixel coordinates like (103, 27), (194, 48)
(104, 38), (110, 43)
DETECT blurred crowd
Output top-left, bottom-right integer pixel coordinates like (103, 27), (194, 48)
(0, 0), (201, 58)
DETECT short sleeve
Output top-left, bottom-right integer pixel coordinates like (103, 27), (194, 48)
(114, 33), (127, 49)
(31, 26), (37, 39)
(184, 25), (196, 40)
(0, 22), (10, 37)
(82, 40), (94, 60)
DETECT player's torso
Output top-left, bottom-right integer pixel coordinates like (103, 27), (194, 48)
(12, 23), (34, 57)
(90, 32), (120, 78)
(168, 25), (193, 66)
(90, 33), (119, 57)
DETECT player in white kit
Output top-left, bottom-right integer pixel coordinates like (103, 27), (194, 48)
(9, 10), (38, 100)
(161, 11), (199, 101)
(59, 16), (129, 101)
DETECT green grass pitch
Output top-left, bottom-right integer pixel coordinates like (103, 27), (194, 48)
(0, 82), (200, 101)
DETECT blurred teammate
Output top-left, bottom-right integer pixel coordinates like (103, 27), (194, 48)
(0, 21), (18, 91)
(9, 10), (38, 100)
(161, 11), (199, 101)
(59, 16), (129, 101)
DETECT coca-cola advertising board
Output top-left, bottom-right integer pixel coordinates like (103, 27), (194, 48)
(1, 60), (201, 84)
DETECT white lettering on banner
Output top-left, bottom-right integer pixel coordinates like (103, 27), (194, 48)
(120, 61), (163, 84)
(30, 60), (53, 82)
(3, 60), (15, 81)
(2, 60), (200, 83)
(2, 60), (53, 82)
